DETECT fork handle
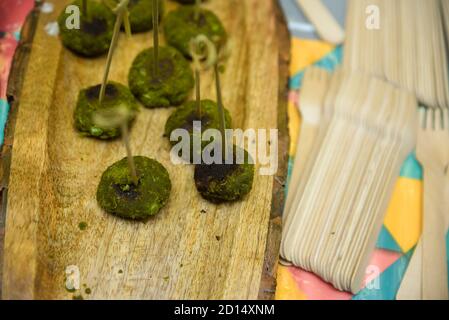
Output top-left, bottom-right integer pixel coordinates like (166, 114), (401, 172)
(422, 168), (449, 300)
(445, 170), (449, 231)
(296, 0), (345, 45)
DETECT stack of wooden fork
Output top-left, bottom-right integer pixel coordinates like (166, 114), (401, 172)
(398, 108), (449, 300)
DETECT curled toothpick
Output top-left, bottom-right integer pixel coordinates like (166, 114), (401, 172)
(92, 104), (134, 129)
(217, 37), (233, 64)
(99, 0), (130, 105)
(189, 34), (217, 115)
(189, 35), (230, 156)
(214, 62), (227, 157)
(189, 34), (217, 70)
(208, 38), (231, 157)
(92, 105), (139, 185)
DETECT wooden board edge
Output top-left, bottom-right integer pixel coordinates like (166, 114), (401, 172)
(0, 4), (41, 298)
(257, 0), (291, 301)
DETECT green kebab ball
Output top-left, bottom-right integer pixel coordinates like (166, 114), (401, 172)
(164, 99), (232, 162)
(74, 82), (139, 139)
(109, 0), (164, 33)
(97, 156), (172, 220)
(58, 0), (114, 57)
(163, 5), (227, 58)
(128, 46), (194, 108)
(194, 146), (254, 203)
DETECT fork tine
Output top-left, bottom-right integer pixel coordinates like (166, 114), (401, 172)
(419, 107), (426, 129)
(443, 107), (449, 131)
(426, 108), (434, 130)
(435, 108), (443, 131)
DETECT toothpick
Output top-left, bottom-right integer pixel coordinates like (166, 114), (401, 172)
(99, 0), (130, 104)
(82, 0), (87, 17)
(189, 35), (217, 116)
(190, 40), (202, 116)
(92, 105), (138, 186)
(214, 63), (227, 158)
(152, 0), (159, 78)
(195, 70), (201, 115)
(121, 121), (138, 186)
(123, 9), (132, 37)
(195, 0), (201, 22)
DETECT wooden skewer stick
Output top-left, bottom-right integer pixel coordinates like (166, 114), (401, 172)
(152, 0), (159, 78)
(82, 0), (87, 17)
(189, 35), (217, 116)
(93, 106), (138, 185)
(190, 37), (227, 158)
(121, 121), (138, 186)
(214, 63), (227, 158)
(123, 9), (132, 37)
(99, 0), (130, 104)
(103, 0), (131, 36)
(189, 42), (202, 116)
(195, 0), (201, 22)
(195, 69), (201, 115)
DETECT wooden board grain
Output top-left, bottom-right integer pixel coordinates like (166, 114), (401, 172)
(1, 0), (290, 299)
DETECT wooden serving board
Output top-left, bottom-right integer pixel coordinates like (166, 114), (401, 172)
(0, 0), (290, 299)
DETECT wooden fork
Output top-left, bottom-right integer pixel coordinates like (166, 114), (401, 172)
(296, 0), (345, 45)
(283, 67), (329, 220)
(416, 107), (449, 300)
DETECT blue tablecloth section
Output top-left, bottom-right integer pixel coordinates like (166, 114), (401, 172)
(0, 99), (10, 145)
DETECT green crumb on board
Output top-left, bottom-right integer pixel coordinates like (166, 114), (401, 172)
(85, 288), (92, 295)
(73, 294), (84, 300)
(78, 222), (88, 230)
(118, 269), (123, 274)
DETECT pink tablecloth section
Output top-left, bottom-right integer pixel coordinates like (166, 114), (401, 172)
(0, 0), (35, 145)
